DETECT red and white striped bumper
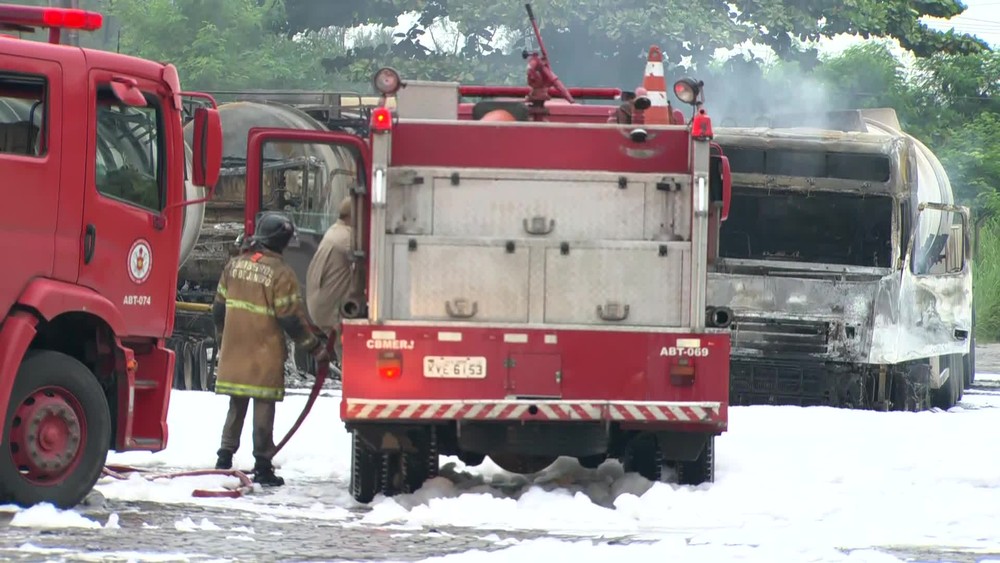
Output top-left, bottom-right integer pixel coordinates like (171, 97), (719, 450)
(343, 399), (724, 423)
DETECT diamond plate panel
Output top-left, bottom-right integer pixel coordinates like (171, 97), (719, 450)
(543, 243), (689, 327)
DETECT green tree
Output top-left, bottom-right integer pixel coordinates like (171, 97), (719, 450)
(290, 0), (990, 87)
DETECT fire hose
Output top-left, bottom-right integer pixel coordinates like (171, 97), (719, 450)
(101, 337), (337, 499)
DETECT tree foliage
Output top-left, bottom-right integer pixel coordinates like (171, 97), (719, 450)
(287, 0), (991, 87)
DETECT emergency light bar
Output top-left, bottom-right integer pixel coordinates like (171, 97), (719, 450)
(0, 5), (103, 43)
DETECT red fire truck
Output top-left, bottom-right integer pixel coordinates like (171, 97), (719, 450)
(242, 5), (732, 503)
(0, 4), (222, 508)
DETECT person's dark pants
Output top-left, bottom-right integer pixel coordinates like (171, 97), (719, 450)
(218, 395), (276, 462)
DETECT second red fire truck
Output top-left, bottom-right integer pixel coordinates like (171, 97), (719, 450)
(240, 5), (734, 503)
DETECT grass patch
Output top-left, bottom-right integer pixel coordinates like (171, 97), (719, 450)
(974, 218), (1000, 343)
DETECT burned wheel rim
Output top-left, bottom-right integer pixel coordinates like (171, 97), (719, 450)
(8, 386), (87, 486)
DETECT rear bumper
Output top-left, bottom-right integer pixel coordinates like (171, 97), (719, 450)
(343, 398), (723, 424)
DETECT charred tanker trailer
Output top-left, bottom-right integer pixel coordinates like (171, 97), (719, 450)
(708, 108), (974, 412)
(170, 100), (362, 390)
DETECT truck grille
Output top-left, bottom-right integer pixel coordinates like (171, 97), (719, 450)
(730, 317), (830, 356)
(730, 359), (837, 407)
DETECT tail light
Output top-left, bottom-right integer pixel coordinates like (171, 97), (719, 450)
(377, 351), (401, 379)
(670, 358), (695, 386)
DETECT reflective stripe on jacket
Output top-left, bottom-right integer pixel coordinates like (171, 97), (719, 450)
(213, 249), (320, 401)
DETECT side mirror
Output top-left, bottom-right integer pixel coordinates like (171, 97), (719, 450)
(709, 152), (732, 221)
(192, 107), (222, 191)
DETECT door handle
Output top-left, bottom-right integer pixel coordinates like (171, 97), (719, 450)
(83, 224), (96, 265)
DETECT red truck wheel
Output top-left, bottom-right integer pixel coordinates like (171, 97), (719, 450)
(675, 436), (715, 486)
(350, 431), (381, 503)
(0, 350), (112, 509)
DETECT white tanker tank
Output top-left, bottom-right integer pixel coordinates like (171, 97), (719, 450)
(856, 108), (956, 254)
(179, 100), (359, 286)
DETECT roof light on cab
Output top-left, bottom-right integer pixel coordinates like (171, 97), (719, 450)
(0, 5), (103, 31)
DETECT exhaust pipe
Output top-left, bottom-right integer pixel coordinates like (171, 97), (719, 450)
(341, 299), (366, 320)
(705, 306), (733, 329)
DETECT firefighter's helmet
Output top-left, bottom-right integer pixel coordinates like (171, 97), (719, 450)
(251, 211), (296, 253)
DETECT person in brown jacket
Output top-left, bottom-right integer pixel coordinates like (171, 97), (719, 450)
(305, 196), (355, 368)
(211, 211), (329, 487)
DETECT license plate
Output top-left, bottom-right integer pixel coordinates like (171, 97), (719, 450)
(423, 356), (487, 379)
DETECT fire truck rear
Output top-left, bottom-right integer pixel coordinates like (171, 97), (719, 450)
(238, 6), (732, 502)
(336, 74), (732, 501)
(340, 24), (732, 503)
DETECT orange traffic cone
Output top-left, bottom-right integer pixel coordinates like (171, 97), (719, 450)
(642, 46), (670, 124)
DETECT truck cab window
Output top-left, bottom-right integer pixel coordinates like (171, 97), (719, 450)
(94, 86), (164, 211)
(0, 73), (46, 157)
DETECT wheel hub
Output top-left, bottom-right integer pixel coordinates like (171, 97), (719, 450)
(9, 388), (86, 484)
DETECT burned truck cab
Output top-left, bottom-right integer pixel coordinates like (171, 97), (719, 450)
(708, 109), (973, 411)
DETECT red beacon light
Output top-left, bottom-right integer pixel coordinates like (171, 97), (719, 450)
(371, 106), (393, 133)
(0, 6), (103, 44)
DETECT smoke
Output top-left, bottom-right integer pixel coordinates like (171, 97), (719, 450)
(692, 53), (842, 130)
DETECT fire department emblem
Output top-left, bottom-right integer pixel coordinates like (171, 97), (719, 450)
(127, 239), (152, 284)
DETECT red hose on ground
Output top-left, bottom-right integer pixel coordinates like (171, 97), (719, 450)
(102, 338), (335, 499)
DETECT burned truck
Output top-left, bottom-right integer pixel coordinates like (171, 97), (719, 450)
(708, 108), (974, 412)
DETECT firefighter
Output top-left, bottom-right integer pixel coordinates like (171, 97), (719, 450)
(305, 196), (355, 370)
(211, 211), (329, 487)
(613, 90), (637, 124)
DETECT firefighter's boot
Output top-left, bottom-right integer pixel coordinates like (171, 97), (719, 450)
(215, 448), (233, 470)
(252, 458), (285, 487)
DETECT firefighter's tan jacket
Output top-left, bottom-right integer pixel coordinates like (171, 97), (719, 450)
(212, 248), (320, 401)
(305, 219), (354, 332)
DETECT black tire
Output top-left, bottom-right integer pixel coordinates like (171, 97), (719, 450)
(170, 340), (185, 389)
(0, 350), (111, 509)
(402, 430), (439, 494)
(892, 362), (930, 412)
(621, 433), (662, 482)
(458, 450), (486, 467)
(965, 306), (976, 389)
(350, 431), (380, 503)
(676, 436), (715, 486)
(381, 452), (403, 497)
(578, 454), (606, 469)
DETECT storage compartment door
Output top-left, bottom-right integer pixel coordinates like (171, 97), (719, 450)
(506, 353), (562, 398)
(543, 244), (690, 327)
(431, 176), (647, 240)
(390, 239), (531, 322)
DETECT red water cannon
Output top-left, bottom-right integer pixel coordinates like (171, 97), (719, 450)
(521, 3), (574, 120)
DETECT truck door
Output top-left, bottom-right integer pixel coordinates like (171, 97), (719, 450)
(76, 73), (180, 337)
(247, 134), (368, 297)
(0, 55), (60, 317)
(896, 203), (973, 359)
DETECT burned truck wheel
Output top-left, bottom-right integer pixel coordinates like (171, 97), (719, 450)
(965, 305), (976, 389)
(621, 433), (662, 482)
(675, 436), (715, 486)
(0, 350), (111, 509)
(350, 431), (381, 503)
(930, 355), (961, 410)
(892, 362), (931, 412)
